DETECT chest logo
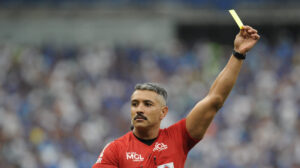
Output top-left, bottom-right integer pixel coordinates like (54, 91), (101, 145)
(153, 142), (168, 152)
(126, 152), (144, 162)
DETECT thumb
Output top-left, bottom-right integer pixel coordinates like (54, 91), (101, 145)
(240, 28), (247, 37)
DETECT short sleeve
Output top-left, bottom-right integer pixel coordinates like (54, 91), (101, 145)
(166, 118), (200, 154)
(92, 142), (119, 168)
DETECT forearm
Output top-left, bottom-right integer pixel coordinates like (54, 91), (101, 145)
(207, 54), (243, 108)
(186, 26), (259, 140)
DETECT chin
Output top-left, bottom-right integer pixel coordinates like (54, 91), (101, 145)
(133, 122), (149, 129)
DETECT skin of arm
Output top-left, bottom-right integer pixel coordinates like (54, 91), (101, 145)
(186, 25), (260, 140)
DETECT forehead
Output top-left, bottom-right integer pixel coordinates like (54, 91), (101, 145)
(131, 90), (160, 102)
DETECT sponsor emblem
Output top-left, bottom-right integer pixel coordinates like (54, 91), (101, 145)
(126, 152), (144, 162)
(157, 162), (174, 168)
(153, 142), (168, 152)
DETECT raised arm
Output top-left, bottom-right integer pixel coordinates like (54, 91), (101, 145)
(186, 25), (260, 140)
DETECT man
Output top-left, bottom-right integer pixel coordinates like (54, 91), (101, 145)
(92, 25), (260, 168)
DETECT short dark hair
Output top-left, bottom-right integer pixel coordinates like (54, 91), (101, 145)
(134, 82), (168, 103)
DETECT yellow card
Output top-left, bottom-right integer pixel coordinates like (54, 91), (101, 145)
(229, 9), (244, 29)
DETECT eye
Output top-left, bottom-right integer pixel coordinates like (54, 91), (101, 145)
(144, 101), (153, 107)
(131, 101), (138, 107)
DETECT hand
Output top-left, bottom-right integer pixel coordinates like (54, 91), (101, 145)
(234, 25), (260, 55)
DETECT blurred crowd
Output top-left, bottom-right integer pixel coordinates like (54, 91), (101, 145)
(1, 0), (299, 8)
(0, 36), (299, 168)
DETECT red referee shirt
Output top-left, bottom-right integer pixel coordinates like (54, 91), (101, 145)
(92, 119), (200, 168)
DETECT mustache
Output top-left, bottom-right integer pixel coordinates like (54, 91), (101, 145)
(134, 113), (147, 120)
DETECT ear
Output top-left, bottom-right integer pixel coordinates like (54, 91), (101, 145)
(160, 106), (168, 120)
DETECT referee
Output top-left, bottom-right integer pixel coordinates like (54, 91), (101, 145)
(93, 25), (260, 168)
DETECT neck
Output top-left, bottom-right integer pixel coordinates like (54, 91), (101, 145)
(133, 125), (160, 140)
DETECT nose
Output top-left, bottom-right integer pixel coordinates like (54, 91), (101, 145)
(136, 111), (144, 115)
(135, 104), (145, 113)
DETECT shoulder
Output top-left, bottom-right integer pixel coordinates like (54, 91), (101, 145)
(161, 118), (199, 150)
(161, 118), (186, 133)
(158, 118), (186, 138)
(100, 132), (133, 151)
(94, 132), (133, 165)
(108, 131), (134, 148)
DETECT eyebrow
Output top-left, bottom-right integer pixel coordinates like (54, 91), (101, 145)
(143, 100), (154, 104)
(131, 99), (154, 103)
